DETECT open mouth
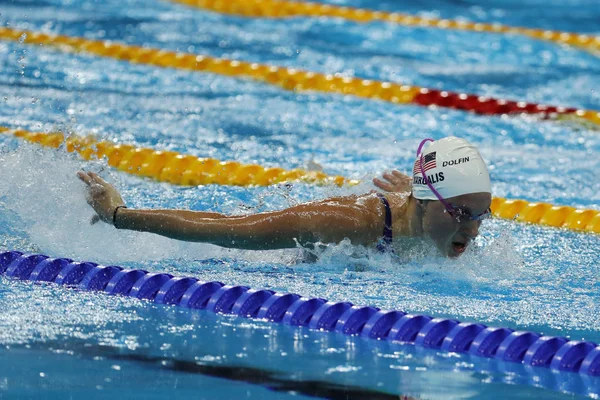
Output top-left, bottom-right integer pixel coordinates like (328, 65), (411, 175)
(451, 241), (467, 254)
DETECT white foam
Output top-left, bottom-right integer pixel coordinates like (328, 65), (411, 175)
(0, 142), (319, 266)
(0, 142), (191, 262)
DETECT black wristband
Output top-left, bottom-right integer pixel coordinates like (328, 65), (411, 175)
(112, 205), (127, 228)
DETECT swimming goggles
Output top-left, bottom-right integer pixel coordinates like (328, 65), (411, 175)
(416, 138), (491, 223)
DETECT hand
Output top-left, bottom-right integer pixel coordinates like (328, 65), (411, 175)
(373, 170), (412, 193)
(77, 171), (126, 225)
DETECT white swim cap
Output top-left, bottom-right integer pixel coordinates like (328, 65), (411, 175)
(412, 137), (491, 200)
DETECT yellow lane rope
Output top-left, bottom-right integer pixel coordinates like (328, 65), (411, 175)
(491, 197), (599, 234)
(0, 27), (420, 104)
(1, 27), (599, 126)
(172, 0), (600, 55)
(0, 126), (349, 186)
(2, 126), (599, 234)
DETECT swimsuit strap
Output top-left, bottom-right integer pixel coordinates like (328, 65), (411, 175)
(376, 193), (393, 252)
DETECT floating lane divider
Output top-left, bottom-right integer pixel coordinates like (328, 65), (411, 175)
(0, 126), (351, 187)
(3, 125), (600, 234)
(171, 0), (600, 56)
(2, 249), (600, 381)
(491, 197), (600, 234)
(0, 27), (598, 127)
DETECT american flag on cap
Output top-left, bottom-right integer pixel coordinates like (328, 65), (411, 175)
(413, 151), (437, 175)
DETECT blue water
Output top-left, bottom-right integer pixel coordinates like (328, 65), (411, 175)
(1, 0), (600, 398)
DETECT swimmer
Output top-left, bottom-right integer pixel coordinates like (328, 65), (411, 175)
(78, 137), (492, 257)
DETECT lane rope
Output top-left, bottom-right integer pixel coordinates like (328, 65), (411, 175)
(1, 27), (599, 126)
(1, 250), (600, 380)
(2, 126), (599, 234)
(170, 0), (600, 55)
(491, 197), (599, 234)
(0, 126), (350, 187)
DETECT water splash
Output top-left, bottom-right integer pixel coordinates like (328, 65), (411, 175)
(0, 142), (181, 262)
(0, 141), (335, 267)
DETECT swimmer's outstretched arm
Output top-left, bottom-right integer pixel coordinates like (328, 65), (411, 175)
(112, 203), (382, 249)
(78, 171), (384, 250)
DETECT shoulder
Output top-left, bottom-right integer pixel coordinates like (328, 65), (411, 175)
(298, 192), (401, 219)
(373, 192), (412, 225)
(381, 192), (411, 208)
(304, 192), (383, 221)
(362, 191), (410, 210)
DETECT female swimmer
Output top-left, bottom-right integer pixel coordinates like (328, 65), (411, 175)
(78, 137), (492, 257)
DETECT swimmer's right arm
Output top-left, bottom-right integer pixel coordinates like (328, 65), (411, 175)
(78, 171), (384, 250)
(114, 198), (383, 249)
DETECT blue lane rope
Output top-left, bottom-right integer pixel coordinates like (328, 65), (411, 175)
(1, 250), (600, 377)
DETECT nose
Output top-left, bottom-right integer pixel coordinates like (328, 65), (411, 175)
(461, 220), (479, 239)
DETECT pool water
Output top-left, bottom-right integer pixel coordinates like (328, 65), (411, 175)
(1, 0), (599, 398)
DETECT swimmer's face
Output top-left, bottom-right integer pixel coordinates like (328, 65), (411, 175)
(420, 192), (492, 257)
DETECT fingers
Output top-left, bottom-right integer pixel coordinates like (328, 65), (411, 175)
(392, 170), (409, 179)
(78, 171), (110, 190)
(373, 178), (394, 192)
(382, 172), (398, 184)
(79, 171), (105, 206)
(77, 171), (93, 185)
(88, 172), (107, 186)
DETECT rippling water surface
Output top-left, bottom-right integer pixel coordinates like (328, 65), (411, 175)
(1, 0), (599, 398)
